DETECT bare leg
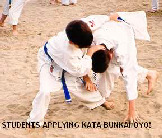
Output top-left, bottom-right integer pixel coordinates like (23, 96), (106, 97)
(146, 70), (158, 95)
(102, 101), (114, 110)
(0, 14), (7, 27)
(50, 0), (55, 4)
(12, 25), (18, 35)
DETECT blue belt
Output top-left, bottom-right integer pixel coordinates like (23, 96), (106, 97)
(44, 42), (72, 103)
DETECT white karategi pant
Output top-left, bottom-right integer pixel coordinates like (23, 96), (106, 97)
(97, 61), (148, 99)
(61, 0), (77, 5)
(2, 0), (28, 25)
(152, 0), (159, 10)
(28, 47), (106, 124)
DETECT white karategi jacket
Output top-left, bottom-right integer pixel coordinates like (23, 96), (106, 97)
(39, 15), (110, 79)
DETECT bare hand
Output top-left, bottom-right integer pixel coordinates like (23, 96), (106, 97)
(83, 75), (97, 92)
(86, 81), (97, 92)
(110, 13), (120, 22)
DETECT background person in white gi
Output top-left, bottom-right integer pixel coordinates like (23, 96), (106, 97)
(150, 0), (159, 12)
(28, 14), (119, 125)
(50, 0), (77, 6)
(0, 0), (29, 35)
(61, 0), (77, 6)
(92, 11), (158, 122)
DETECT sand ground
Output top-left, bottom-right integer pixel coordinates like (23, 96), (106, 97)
(0, 0), (162, 137)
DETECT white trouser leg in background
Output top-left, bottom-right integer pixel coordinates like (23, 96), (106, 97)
(2, 0), (9, 15)
(152, 0), (159, 10)
(62, 0), (77, 5)
(61, 0), (69, 5)
(28, 63), (105, 123)
(8, 0), (26, 25)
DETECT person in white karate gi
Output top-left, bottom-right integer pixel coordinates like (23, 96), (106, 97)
(150, 0), (160, 12)
(0, 0), (29, 35)
(50, 0), (77, 6)
(27, 14), (119, 125)
(91, 11), (158, 122)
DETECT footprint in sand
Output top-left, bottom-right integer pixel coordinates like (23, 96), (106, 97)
(7, 104), (28, 114)
(153, 102), (161, 113)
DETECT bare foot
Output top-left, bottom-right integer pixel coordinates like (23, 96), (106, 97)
(102, 101), (114, 110)
(0, 22), (4, 27)
(50, 0), (59, 4)
(0, 14), (7, 27)
(62, 4), (69, 6)
(50, 1), (55, 4)
(146, 70), (158, 95)
(147, 9), (158, 13)
(70, 3), (76, 5)
(13, 30), (18, 36)
(0, 16), (4, 27)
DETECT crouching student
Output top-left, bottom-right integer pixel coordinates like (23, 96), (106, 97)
(27, 14), (119, 125)
(90, 11), (158, 122)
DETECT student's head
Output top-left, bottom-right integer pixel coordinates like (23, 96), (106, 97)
(92, 50), (111, 73)
(65, 20), (93, 48)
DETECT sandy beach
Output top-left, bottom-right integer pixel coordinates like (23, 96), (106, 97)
(0, 0), (162, 137)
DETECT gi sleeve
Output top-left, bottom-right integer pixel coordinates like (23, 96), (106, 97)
(47, 31), (92, 77)
(81, 15), (110, 31)
(64, 54), (92, 77)
(51, 49), (92, 77)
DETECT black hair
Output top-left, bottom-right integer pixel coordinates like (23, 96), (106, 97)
(65, 20), (93, 48)
(92, 50), (110, 73)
